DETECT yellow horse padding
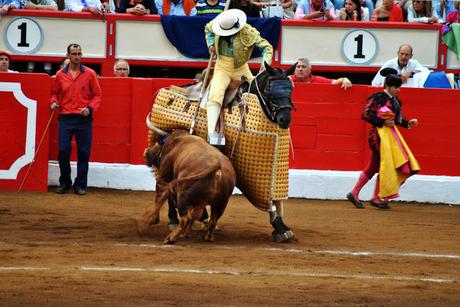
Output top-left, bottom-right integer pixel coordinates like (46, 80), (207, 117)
(377, 126), (421, 198)
(148, 88), (289, 211)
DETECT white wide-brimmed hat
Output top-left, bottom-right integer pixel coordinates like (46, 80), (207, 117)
(212, 9), (247, 37)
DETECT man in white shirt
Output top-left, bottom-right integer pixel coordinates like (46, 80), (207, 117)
(0, 50), (18, 73)
(372, 44), (428, 87)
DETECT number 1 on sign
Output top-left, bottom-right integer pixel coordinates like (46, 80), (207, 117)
(17, 22), (30, 47)
(354, 34), (365, 59)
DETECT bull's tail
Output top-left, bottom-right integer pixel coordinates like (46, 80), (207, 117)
(156, 162), (221, 206)
(175, 161), (221, 184)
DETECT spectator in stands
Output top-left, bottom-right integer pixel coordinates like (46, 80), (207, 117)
(371, 0), (403, 21)
(252, 0), (294, 19)
(65, 0), (105, 15)
(347, 71), (419, 209)
(0, 50), (18, 73)
(155, 0), (196, 15)
(445, 0), (460, 22)
(21, 0), (57, 74)
(22, 0), (57, 10)
(295, 0), (338, 20)
(114, 59), (130, 77)
(51, 43), (102, 196)
(337, 0), (369, 20)
(407, 0), (439, 23)
(0, 0), (21, 15)
(229, 0), (259, 17)
(196, 0), (225, 16)
(372, 44), (426, 87)
(288, 57), (352, 89)
(117, 0), (157, 13)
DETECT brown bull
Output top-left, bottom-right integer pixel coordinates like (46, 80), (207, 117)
(136, 129), (236, 243)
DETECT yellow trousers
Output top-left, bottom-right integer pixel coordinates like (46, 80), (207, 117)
(207, 56), (254, 134)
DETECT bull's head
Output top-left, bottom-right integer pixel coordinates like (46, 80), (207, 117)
(145, 113), (170, 168)
(144, 144), (162, 168)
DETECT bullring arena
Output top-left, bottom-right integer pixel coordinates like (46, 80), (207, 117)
(2, 9), (460, 306)
(1, 189), (460, 306)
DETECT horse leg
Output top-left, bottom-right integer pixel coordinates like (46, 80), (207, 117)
(269, 201), (294, 243)
(167, 198), (180, 230)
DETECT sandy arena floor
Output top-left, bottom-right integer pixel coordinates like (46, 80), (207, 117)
(0, 188), (459, 306)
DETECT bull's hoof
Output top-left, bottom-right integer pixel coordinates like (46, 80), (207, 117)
(135, 220), (149, 236)
(164, 237), (176, 245)
(168, 221), (179, 231)
(204, 233), (215, 242)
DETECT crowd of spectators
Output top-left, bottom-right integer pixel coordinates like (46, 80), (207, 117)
(0, 0), (458, 21)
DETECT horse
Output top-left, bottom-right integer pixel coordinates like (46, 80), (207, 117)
(147, 61), (297, 242)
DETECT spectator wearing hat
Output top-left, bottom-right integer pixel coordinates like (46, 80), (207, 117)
(347, 71), (420, 210)
(0, 51), (18, 73)
(371, 44), (427, 87)
(204, 9), (273, 145)
(288, 57), (352, 90)
(117, 0), (157, 14)
(155, 0), (195, 15)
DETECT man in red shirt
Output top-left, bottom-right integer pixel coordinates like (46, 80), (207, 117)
(288, 57), (352, 89)
(51, 43), (102, 195)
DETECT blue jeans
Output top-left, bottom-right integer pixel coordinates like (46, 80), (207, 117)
(58, 114), (93, 190)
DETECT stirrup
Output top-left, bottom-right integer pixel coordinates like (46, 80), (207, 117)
(208, 132), (225, 146)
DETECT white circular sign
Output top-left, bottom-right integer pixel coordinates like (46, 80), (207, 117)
(341, 29), (378, 65)
(4, 17), (43, 54)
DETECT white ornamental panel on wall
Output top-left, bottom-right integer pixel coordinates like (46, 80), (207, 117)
(0, 82), (36, 180)
(281, 25), (439, 68)
(1, 16), (106, 57)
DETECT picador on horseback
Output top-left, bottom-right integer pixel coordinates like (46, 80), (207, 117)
(143, 9), (297, 243)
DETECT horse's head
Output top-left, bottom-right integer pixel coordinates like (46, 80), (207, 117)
(249, 62), (296, 129)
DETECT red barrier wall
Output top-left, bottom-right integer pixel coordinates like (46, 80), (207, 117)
(2, 74), (460, 192)
(0, 73), (51, 192)
(289, 84), (460, 176)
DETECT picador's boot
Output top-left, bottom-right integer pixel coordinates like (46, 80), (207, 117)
(269, 205), (294, 243)
(167, 199), (179, 230)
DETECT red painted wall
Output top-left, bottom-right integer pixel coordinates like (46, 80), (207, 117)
(289, 83), (460, 176)
(0, 73), (51, 192)
(2, 74), (460, 192)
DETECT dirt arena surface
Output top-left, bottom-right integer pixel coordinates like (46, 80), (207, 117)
(0, 188), (459, 306)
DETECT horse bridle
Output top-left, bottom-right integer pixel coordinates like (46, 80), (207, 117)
(251, 72), (294, 122)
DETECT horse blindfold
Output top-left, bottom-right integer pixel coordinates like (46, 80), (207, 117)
(267, 80), (293, 100)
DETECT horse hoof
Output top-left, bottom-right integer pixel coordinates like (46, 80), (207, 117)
(272, 230), (294, 243)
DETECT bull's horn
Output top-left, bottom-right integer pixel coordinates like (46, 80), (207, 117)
(146, 113), (169, 137)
